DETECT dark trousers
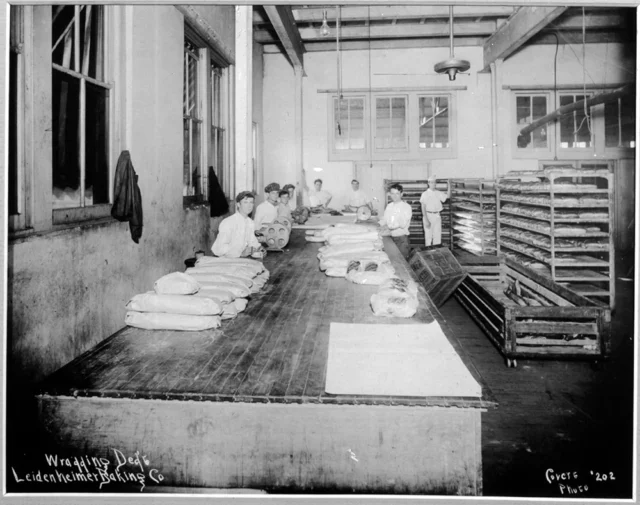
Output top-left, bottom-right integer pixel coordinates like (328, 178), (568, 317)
(392, 235), (410, 260)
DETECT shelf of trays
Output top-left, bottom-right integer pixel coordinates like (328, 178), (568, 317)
(497, 167), (615, 308)
(384, 178), (451, 248)
(449, 178), (497, 256)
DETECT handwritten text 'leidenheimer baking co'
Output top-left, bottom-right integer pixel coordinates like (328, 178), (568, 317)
(11, 449), (164, 492)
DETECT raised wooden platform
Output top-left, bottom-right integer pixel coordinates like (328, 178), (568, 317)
(36, 231), (496, 494)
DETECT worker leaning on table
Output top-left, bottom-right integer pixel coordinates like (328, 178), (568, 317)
(211, 191), (265, 258)
(379, 183), (413, 260)
(253, 182), (281, 229)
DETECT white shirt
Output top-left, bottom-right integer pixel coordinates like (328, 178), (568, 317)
(211, 212), (261, 258)
(420, 188), (448, 213)
(278, 202), (292, 220)
(348, 189), (371, 208)
(253, 200), (279, 229)
(380, 200), (412, 237)
(287, 191), (297, 211)
(308, 189), (332, 207)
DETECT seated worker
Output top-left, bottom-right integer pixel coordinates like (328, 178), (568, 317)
(277, 190), (293, 220)
(347, 179), (373, 212)
(253, 182), (281, 229)
(420, 174), (449, 246)
(379, 183), (412, 259)
(307, 178), (332, 208)
(211, 191), (265, 258)
(282, 184), (297, 211)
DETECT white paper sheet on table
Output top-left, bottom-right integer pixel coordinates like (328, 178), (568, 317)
(325, 322), (482, 398)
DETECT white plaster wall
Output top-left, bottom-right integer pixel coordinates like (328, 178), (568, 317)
(263, 45), (492, 210)
(8, 6), (217, 385)
(262, 42), (634, 207)
(192, 5), (236, 60)
(253, 41), (265, 200)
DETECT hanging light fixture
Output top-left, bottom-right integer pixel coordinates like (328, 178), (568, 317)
(434, 6), (470, 81)
(320, 10), (330, 37)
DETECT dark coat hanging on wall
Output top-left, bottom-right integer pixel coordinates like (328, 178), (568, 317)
(111, 150), (143, 243)
(208, 166), (229, 218)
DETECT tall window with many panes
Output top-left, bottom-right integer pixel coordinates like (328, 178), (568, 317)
(418, 95), (450, 150)
(558, 93), (592, 149)
(515, 94), (548, 149)
(333, 96), (366, 152)
(375, 96), (407, 150)
(183, 38), (204, 201)
(210, 64), (225, 193)
(51, 5), (110, 210)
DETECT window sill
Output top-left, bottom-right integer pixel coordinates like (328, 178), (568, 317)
(52, 203), (113, 225)
(183, 197), (210, 211)
(9, 216), (119, 245)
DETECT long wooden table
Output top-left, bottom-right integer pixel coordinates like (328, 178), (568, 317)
(36, 231), (496, 495)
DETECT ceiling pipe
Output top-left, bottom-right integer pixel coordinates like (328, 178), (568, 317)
(434, 5), (470, 81)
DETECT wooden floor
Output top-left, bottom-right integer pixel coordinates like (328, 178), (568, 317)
(14, 235), (635, 498)
(39, 232), (492, 409)
(439, 254), (635, 498)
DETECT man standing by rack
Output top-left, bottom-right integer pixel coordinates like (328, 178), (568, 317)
(380, 183), (413, 259)
(420, 175), (448, 246)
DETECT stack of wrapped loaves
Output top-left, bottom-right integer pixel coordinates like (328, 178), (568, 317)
(308, 223), (396, 286)
(370, 277), (420, 318)
(304, 223), (420, 318)
(124, 257), (269, 331)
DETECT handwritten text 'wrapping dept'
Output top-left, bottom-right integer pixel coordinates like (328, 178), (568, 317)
(11, 449), (164, 492)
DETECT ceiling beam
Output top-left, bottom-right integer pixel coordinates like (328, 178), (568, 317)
(263, 37), (488, 53)
(483, 6), (569, 70)
(263, 5), (306, 72)
(255, 20), (498, 44)
(551, 13), (624, 31)
(289, 6), (515, 24)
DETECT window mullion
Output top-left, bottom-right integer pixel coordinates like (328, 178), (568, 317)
(618, 98), (622, 148)
(80, 78), (86, 207)
(81, 6), (92, 75)
(347, 99), (351, 148)
(73, 6), (80, 72)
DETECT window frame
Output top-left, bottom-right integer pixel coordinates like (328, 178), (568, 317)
(512, 88), (635, 161)
(183, 37), (206, 206)
(209, 63), (227, 198)
(328, 94), (368, 160)
(603, 93), (636, 155)
(9, 5), (120, 235)
(51, 5), (113, 226)
(417, 92), (456, 156)
(373, 94), (409, 152)
(182, 21), (233, 206)
(327, 89), (458, 161)
(8, 6), (27, 232)
(511, 91), (553, 159)
(556, 91), (595, 155)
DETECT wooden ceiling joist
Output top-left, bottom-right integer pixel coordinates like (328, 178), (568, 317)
(483, 6), (569, 71)
(263, 5), (306, 72)
(255, 20), (498, 44)
(289, 6), (516, 24)
(263, 37), (488, 54)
